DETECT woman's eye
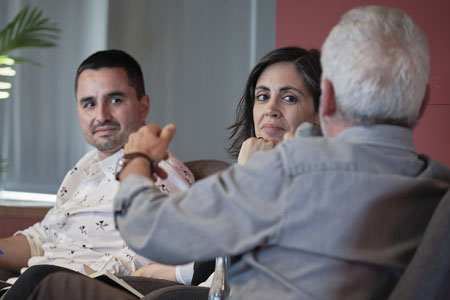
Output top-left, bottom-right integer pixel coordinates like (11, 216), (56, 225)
(283, 95), (297, 103)
(256, 94), (268, 101)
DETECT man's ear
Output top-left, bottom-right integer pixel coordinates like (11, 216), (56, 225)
(320, 78), (337, 118)
(418, 84), (430, 119)
(140, 95), (150, 120)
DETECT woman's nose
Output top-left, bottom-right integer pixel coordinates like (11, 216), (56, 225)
(264, 98), (280, 118)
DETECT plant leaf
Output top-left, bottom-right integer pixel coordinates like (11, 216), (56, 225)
(6, 55), (41, 66)
(0, 4), (60, 57)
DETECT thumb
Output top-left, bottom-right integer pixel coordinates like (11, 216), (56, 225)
(160, 123), (176, 142)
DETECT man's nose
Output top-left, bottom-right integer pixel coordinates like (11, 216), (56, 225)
(96, 102), (112, 122)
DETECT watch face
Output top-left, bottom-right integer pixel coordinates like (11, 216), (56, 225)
(115, 157), (127, 180)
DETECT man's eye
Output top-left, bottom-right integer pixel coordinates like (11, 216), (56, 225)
(110, 98), (122, 104)
(84, 102), (95, 108)
(283, 95), (297, 103)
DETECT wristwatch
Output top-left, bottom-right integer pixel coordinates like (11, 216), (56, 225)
(115, 152), (154, 181)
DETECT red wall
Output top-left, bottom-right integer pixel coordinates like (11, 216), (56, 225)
(0, 207), (49, 237)
(276, 0), (450, 167)
(0, 215), (41, 237)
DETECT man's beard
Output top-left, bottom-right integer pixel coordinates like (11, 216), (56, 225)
(90, 121), (124, 152)
(93, 135), (125, 152)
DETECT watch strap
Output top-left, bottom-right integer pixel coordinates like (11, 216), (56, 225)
(116, 152), (154, 180)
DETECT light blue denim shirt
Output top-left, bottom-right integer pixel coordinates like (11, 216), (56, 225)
(115, 125), (450, 300)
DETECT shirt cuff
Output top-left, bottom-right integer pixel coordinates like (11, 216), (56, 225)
(175, 262), (194, 285)
(14, 232), (44, 257)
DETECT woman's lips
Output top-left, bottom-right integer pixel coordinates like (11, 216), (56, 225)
(261, 124), (285, 132)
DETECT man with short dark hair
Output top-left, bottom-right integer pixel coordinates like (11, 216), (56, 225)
(0, 50), (193, 279)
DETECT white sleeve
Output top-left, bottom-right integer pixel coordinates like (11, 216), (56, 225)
(175, 262), (194, 285)
(14, 208), (55, 257)
(18, 232), (44, 257)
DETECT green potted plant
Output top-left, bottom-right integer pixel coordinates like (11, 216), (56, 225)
(0, 4), (59, 174)
(0, 4), (59, 99)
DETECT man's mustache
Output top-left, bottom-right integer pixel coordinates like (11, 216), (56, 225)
(91, 121), (121, 134)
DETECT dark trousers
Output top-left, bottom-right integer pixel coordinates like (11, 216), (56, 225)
(2, 265), (136, 300)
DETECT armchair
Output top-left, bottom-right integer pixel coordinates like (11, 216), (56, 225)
(184, 160), (231, 181)
(387, 189), (450, 299)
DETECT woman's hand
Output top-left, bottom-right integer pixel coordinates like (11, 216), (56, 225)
(237, 137), (274, 165)
(132, 263), (177, 282)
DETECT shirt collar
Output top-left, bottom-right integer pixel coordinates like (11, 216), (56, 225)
(336, 124), (416, 154)
(82, 149), (124, 178)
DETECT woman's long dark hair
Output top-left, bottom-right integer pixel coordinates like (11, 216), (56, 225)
(227, 46), (322, 159)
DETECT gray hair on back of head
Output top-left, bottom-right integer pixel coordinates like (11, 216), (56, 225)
(321, 5), (430, 128)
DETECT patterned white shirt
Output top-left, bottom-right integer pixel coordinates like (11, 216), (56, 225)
(16, 149), (194, 276)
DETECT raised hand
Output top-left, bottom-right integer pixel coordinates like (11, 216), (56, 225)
(119, 124), (176, 181)
(125, 123), (176, 163)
